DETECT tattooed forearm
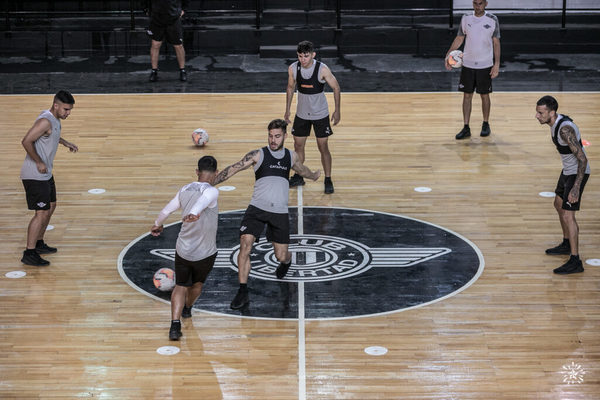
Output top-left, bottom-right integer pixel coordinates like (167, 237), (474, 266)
(560, 125), (588, 188)
(213, 166), (234, 185)
(292, 162), (320, 181)
(213, 150), (258, 185)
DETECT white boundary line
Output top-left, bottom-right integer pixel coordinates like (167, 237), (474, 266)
(296, 186), (307, 400)
(3, 91), (600, 97)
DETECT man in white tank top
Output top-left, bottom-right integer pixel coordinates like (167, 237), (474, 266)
(151, 156), (220, 340)
(212, 119), (320, 310)
(20, 90), (78, 267)
(445, 0), (500, 139)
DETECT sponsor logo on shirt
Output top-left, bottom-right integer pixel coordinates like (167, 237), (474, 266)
(269, 161), (288, 171)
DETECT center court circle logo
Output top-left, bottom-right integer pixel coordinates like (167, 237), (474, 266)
(118, 207), (484, 320)
(232, 235), (372, 282)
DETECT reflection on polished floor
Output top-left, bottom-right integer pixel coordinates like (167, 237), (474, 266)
(0, 89), (598, 398)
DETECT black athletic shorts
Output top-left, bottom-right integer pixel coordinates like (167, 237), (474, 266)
(555, 171), (590, 211)
(147, 15), (183, 45)
(22, 176), (56, 210)
(174, 252), (217, 286)
(292, 115), (333, 138)
(239, 204), (290, 244)
(459, 66), (493, 94)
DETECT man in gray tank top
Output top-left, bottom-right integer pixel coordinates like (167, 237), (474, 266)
(285, 40), (341, 194)
(535, 96), (591, 275)
(213, 119), (320, 310)
(151, 156), (220, 340)
(20, 90), (78, 267)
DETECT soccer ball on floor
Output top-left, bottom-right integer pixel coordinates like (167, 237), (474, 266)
(192, 128), (209, 146)
(446, 50), (463, 69)
(153, 267), (176, 291)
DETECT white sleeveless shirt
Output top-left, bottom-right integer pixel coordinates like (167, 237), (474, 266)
(20, 110), (61, 181)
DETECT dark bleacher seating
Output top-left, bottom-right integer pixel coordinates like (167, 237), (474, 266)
(1, 1), (599, 58)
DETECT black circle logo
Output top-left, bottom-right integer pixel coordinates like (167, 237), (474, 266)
(230, 235), (372, 282)
(118, 207), (484, 320)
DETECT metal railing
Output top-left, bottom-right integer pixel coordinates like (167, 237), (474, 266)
(3, 0), (599, 31)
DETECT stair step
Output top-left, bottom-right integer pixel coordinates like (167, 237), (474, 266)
(260, 45), (338, 58)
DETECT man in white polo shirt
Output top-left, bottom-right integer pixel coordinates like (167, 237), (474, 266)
(445, 0), (500, 139)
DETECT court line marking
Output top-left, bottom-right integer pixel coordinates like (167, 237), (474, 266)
(297, 186), (306, 400)
(3, 91), (599, 97)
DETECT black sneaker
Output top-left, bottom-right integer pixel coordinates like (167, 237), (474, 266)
(182, 305), (192, 318)
(545, 241), (570, 255)
(179, 69), (187, 82)
(36, 242), (57, 254)
(480, 122), (491, 137)
(553, 258), (584, 275)
(169, 323), (182, 341)
(289, 173), (305, 187)
(149, 69), (158, 82)
(455, 125), (471, 140)
(276, 262), (291, 279)
(324, 178), (334, 194)
(21, 250), (50, 266)
(230, 287), (249, 309)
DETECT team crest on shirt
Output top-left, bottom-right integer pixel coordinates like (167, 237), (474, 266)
(118, 207), (483, 319)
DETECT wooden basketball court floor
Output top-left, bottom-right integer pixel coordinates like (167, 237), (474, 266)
(1, 91), (598, 399)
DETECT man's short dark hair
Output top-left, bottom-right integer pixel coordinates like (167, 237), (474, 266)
(268, 119), (287, 133)
(54, 90), (75, 105)
(197, 155), (217, 172)
(297, 40), (314, 54)
(537, 95), (558, 112)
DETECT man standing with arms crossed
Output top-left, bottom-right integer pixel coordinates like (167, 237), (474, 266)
(535, 96), (591, 275)
(285, 40), (340, 194)
(445, 0), (500, 139)
(213, 119), (320, 309)
(151, 156), (220, 340)
(20, 90), (78, 267)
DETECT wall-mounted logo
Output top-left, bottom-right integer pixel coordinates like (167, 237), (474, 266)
(119, 207), (484, 320)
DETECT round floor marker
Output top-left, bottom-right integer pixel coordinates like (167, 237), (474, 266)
(582, 139), (590, 147)
(218, 186), (236, 192)
(156, 346), (180, 355)
(88, 188), (106, 194)
(5, 271), (26, 279)
(539, 192), (555, 198)
(46, 225), (54, 231)
(364, 346), (388, 356)
(414, 187), (432, 193)
(585, 259), (600, 266)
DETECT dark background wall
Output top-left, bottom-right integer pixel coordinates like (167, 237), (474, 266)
(1, 1), (599, 58)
